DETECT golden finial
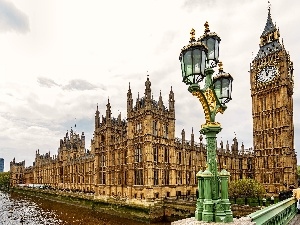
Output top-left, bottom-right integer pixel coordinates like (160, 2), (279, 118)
(205, 163), (209, 169)
(223, 164), (227, 170)
(190, 28), (195, 42)
(204, 21), (210, 33)
(218, 61), (223, 72)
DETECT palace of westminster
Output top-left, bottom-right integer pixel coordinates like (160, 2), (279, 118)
(10, 9), (297, 199)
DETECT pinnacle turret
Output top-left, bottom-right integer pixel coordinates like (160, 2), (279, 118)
(169, 86), (175, 112)
(127, 83), (133, 115)
(260, 5), (276, 38)
(255, 4), (282, 59)
(145, 76), (151, 101)
(106, 98), (111, 119)
(158, 90), (163, 109)
(95, 103), (100, 129)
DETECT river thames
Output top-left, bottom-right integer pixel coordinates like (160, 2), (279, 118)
(0, 191), (171, 225)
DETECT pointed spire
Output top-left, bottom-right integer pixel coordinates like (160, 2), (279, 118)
(127, 82), (133, 114)
(145, 75), (151, 101)
(127, 82), (132, 97)
(191, 127), (194, 146)
(95, 103), (100, 129)
(169, 86), (175, 112)
(136, 92), (140, 109)
(106, 97), (111, 119)
(226, 140), (229, 151)
(158, 90), (163, 109)
(256, 4), (282, 59)
(261, 2), (276, 37)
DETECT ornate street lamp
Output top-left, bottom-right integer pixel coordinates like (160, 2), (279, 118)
(179, 28), (208, 91)
(179, 22), (233, 223)
(213, 62), (233, 104)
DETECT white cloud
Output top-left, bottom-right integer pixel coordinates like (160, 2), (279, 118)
(0, 0), (29, 33)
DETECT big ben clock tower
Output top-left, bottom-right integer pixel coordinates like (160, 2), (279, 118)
(250, 6), (297, 193)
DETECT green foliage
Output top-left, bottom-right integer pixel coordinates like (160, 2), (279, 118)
(228, 178), (266, 200)
(297, 165), (300, 177)
(0, 172), (10, 191)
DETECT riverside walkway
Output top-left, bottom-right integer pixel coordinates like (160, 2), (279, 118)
(288, 214), (300, 225)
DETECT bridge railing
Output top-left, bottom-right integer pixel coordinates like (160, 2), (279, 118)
(248, 197), (297, 225)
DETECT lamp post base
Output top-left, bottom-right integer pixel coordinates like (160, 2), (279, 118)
(194, 124), (233, 223)
(195, 199), (204, 220)
(200, 199), (233, 223)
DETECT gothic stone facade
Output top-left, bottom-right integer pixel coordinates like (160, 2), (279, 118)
(10, 158), (25, 187)
(250, 8), (297, 193)
(10, 78), (255, 199)
(10, 9), (297, 198)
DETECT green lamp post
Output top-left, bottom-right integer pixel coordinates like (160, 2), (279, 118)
(179, 22), (233, 223)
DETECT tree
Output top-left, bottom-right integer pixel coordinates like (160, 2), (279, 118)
(0, 172), (10, 191)
(228, 178), (266, 205)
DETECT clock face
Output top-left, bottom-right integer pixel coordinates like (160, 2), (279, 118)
(257, 66), (278, 83)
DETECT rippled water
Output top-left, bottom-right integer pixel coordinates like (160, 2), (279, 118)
(0, 191), (171, 225)
(0, 191), (63, 225)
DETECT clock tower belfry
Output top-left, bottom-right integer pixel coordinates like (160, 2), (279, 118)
(250, 6), (297, 193)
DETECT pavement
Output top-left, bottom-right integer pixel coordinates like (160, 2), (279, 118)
(288, 214), (300, 225)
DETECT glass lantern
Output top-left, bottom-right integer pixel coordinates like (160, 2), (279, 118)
(179, 44), (208, 86)
(199, 22), (221, 69)
(213, 71), (233, 104)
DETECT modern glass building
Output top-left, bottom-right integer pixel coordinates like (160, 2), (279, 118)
(0, 158), (4, 172)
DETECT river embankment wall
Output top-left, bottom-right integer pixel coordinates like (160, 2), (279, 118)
(11, 187), (196, 223)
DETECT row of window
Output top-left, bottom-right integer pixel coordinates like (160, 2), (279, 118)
(134, 121), (169, 138)
(152, 121), (168, 138)
(99, 147), (200, 165)
(98, 170), (195, 186)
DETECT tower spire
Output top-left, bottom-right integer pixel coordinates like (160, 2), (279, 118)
(255, 3), (281, 59)
(127, 82), (133, 115)
(158, 90), (163, 109)
(95, 103), (100, 129)
(145, 74), (151, 101)
(169, 86), (175, 112)
(106, 97), (111, 119)
(261, 2), (276, 37)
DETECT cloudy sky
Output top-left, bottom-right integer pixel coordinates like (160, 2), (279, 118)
(0, 0), (299, 171)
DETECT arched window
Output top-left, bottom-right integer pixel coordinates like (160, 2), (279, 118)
(164, 124), (168, 138)
(135, 145), (142, 163)
(164, 148), (169, 163)
(154, 169), (159, 185)
(163, 170), (169, 185)
(134, 169), (143, 185)
(153, 145), (158, 162)
(153, 121), (158, 136)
